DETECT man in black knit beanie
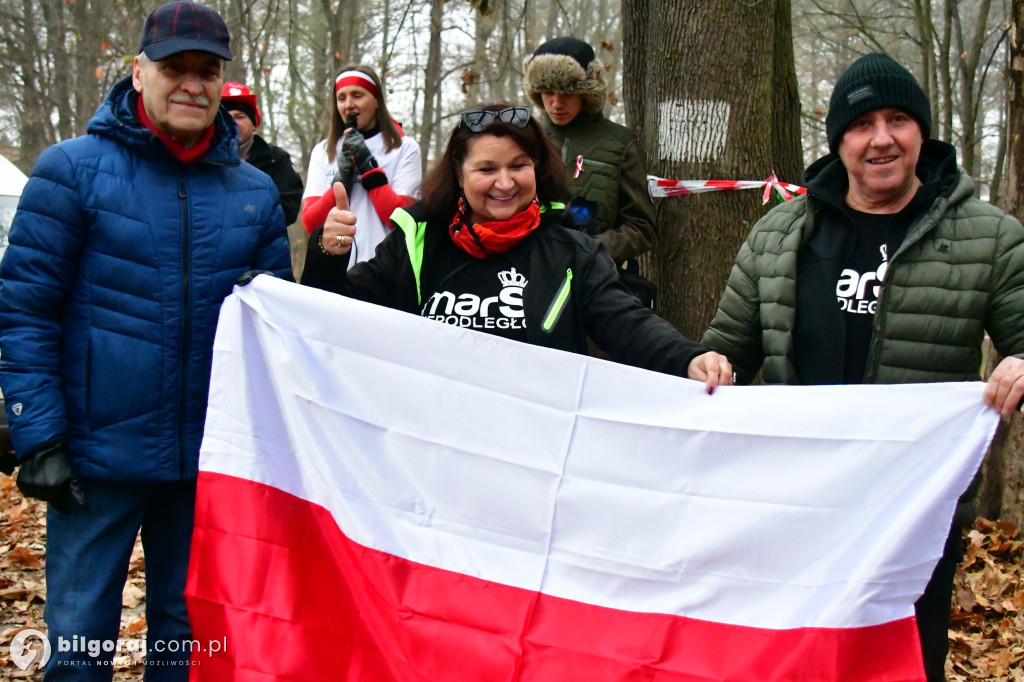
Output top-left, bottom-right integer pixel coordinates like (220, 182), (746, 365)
(703, 52), (1024, 682)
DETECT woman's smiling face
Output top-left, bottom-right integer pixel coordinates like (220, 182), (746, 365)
(457, 134), (536, 224)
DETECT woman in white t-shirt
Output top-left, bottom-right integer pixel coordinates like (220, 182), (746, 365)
(301, 64), (422, 266)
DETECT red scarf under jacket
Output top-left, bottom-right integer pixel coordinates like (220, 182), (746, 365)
(136, 98), (214, 165)
(448, 198), (542, 259)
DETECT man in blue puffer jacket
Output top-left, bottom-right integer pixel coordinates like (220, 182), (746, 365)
(0, 2), (291, 678)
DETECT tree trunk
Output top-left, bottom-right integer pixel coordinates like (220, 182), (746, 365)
(41, 0), (72, 140)
(937, 0), (954, 142)
(1004, 2), (1024, 219)
(990, 81), (1007, 208)
(493, 0), (512, 103)
(418, 0), (443, 174)
(978, 343), (1024, 527)
(465, 10), (492, 106)
(17, 0), (52, 171)
(914, 0), (938, 113)
(622, 0), (803, 338)
(74, 0), (108, 137)
(979, 0), (1024, 528)
(952, 0), (991, 178)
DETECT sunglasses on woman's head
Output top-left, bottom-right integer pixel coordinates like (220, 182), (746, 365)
(459, 107), (531, 132)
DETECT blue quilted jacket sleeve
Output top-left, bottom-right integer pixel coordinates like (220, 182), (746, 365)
(0, 144), (85, 458)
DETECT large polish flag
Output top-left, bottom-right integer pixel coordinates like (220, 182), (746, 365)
(187, 277), (999, 681)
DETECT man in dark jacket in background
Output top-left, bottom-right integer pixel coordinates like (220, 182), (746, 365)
(702, 53), (1024, 681)
(0, 2), (291, 679)
(522, 37), (656, 270)
(222, 81), (304, 225)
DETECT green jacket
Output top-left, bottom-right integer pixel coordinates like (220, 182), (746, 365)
(702, 141), (1024, 386)
(542, 112), (656, 265)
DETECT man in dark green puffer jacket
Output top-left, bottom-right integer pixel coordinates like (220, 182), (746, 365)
(702, 53), (1024, 682)
(522, 37), (656, 267)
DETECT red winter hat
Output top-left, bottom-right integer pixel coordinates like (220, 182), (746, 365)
(220, 82), (261, 127)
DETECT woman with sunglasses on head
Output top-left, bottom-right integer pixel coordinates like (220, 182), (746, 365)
(300, 64), (422, 266)
(301, 103), (732, 390)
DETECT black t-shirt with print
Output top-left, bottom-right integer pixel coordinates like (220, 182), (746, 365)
(837, 209), (891, 383)
(796, 156), (949, 385)
(837, 198), (927, 382)
(419, 247), (532, 343)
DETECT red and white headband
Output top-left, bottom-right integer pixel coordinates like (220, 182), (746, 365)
(335, 70), (379, 98)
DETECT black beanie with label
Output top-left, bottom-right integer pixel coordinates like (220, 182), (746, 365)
(825, 53), (931, 153)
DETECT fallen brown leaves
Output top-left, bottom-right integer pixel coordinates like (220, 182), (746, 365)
(1, 472), (1023, 679)
(949, 518), (1024, 680)
(0, 474), (145, 679)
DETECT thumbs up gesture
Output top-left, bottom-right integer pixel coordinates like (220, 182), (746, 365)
(322, 182), (357, 256)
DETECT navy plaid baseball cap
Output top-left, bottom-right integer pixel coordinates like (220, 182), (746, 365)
(139, 1), (232, 61)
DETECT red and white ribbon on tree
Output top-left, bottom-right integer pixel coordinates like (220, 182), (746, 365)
(648, 173), (806, 205)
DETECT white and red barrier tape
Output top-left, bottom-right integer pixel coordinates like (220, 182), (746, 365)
(648, 173), (806, 204)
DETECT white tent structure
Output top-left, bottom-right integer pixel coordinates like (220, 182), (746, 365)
(0, 154), (28, 197)
(0, 154), (28, 259)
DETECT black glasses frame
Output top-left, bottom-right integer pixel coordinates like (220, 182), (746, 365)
(459, 107), (531, 132)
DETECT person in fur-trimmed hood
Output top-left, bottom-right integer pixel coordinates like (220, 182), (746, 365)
(522, 36), (656, 268)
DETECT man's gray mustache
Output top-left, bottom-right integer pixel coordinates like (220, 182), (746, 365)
(169, 95), (211, 106)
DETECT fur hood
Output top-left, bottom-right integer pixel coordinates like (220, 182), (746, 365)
(522, 50), (607, 115)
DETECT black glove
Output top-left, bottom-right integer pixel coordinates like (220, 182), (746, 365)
(236, 269), (275, 286)
(16, 438), (87, 513)
(0, 451), (16, 476)
(333, 147), (355, 194)
(342, 129), (379, 175)
(332, 114), (359, 194)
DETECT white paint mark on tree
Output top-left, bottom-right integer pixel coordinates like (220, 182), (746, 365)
(657, 100), (731, 162)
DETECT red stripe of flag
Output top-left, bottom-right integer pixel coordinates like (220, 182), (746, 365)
(187, 472), (926, 681)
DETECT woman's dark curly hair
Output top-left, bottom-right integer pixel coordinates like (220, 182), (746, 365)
(419, 103), (568, 219)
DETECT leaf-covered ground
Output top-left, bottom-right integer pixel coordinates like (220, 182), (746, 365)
(950, 518), (1024, 680)
(0, 472), (1022, 679)
(0, 475), (145, 679)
